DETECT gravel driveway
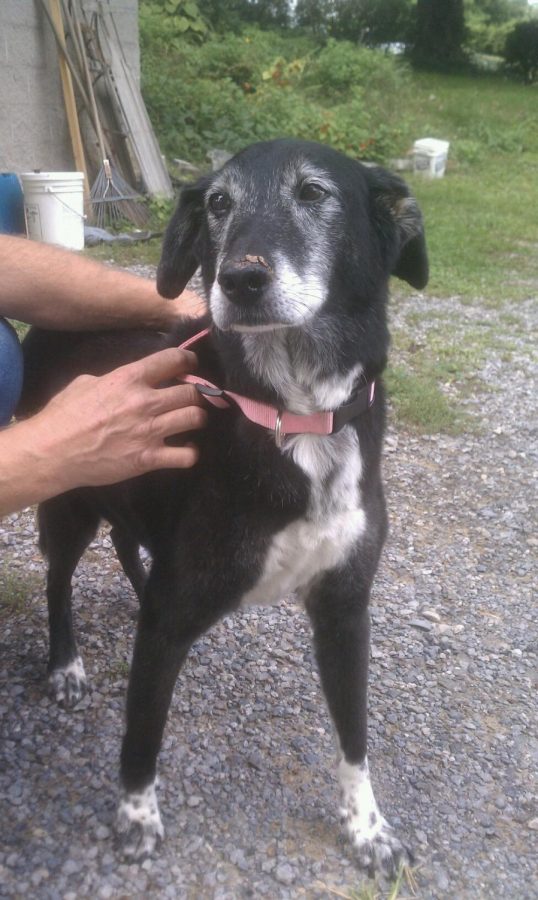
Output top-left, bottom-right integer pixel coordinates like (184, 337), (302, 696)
(0, 287), (536, 899)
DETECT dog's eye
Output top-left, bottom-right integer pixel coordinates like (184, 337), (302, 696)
(298, 182), (327, 203)
(208, 192), (231, 215)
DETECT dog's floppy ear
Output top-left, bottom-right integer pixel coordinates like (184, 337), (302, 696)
(157, 176), (212, 299)
(370, 168), (429, 290)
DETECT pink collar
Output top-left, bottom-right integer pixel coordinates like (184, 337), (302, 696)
(179, 329), (375, 447)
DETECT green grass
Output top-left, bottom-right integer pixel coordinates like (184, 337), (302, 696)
(12, 319), (29, 339)
(385, 309), (526, 435)
(385, 366), (464, 434)
(84, 238), (162, 268)
(319, 861), (419, 899)
(0, 567), (41, 614)
(401, 72), (538, 303)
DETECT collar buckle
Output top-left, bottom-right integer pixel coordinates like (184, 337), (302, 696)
(195, 383), (224, 398)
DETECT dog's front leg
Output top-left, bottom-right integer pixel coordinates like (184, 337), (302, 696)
(116, 574), (223, 861)
(306, 572), (412, 879)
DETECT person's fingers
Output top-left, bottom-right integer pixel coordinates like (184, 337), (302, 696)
(142, 442), (200, 471)
(136, 348), (199, 385)
(152, 404), (208, 438)
(150, 382), (206, 415)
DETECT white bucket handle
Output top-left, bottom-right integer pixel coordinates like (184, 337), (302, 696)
(44, 186), (86, 220)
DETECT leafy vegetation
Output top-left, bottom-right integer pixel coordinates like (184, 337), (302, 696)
(140, 13), (412, 165)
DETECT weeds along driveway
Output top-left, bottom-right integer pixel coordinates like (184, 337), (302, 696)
(0, 288), (536, 900)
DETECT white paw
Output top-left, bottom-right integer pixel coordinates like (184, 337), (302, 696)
(49, 656), (87, 708)
(116, 782), (164, 860)
(343, 810), (413, 879)
(338, 756), (413, 878)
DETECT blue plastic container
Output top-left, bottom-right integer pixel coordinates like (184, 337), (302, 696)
(0, 173), (26, 234)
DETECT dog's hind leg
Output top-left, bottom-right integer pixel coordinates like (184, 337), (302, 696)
(110, 526), (147, 604)
(38, 495), (100, 709)
(306, 571), (412, 880)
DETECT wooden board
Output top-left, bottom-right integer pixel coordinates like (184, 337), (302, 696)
(41, 0), (90, 204)
(96, 9), (173, 199)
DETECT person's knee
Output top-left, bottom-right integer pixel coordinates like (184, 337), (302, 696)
(0, 318), (23, 425)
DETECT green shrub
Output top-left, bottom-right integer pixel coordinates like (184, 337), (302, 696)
(302, 38), (408, 99)
(140, 23), (411, 166)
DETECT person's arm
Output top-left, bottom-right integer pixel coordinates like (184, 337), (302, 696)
(0, 235), (205, 330)
(0, 348), (207, 517)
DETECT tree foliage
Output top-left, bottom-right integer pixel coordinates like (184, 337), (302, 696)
(295, 0), (414, 44)
(465, 0), (530, 57)
(141, 0), (538, 78)
(202, 0), (291, 30)
(412, 0), (467, 69)
(504, 19), (538, 82)
(468, 0), (528, 25)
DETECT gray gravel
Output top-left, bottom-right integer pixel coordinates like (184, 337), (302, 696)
(0, 286), (537, 899)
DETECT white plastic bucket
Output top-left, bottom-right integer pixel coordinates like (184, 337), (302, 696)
(413, 138), (450, 178)
(21, 172), (85, 250)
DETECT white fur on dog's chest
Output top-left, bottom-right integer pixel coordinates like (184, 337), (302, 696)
(240, 428), (365, 607)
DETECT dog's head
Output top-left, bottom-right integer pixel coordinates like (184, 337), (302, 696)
(157, 139), (428, 334)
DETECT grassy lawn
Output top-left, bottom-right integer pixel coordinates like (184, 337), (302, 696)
(402, 71), (538, 303)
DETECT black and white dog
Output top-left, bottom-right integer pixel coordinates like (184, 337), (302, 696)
(19, 139), (428, 877)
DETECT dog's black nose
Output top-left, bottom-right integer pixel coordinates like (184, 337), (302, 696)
(218, 257), (272, 304)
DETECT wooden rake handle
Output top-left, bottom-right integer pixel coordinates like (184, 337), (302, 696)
(38, 0), (90, 200)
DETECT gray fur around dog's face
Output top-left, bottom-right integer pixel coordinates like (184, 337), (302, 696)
(157, 140), (428, 341)
(205, 155), (345, 332)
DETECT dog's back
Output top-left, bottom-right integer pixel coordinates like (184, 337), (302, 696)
(18, 326), (178, 417)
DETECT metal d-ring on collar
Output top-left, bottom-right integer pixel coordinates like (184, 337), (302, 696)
(274, 410), (284, 448)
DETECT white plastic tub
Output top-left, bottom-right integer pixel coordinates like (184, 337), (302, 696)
(413, 138), (450, 178)
(21, 171), (85, 249)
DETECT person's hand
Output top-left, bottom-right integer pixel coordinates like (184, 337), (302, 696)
(28, 348), (207, 491)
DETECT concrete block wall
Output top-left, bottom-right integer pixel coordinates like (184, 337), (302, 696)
(0, 1), (139, 174)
